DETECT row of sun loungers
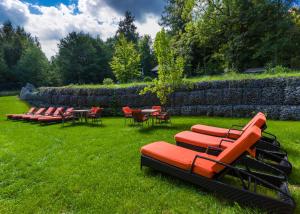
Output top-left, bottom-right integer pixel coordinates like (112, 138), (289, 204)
(140, 112), (295, 213)
(7, 107), (75, 124)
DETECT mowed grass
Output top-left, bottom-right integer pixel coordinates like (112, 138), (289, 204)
(0, 96), (299, 213)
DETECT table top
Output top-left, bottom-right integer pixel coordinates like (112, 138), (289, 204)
(142, 109), (160, 113)
(73, 109), (89, 113)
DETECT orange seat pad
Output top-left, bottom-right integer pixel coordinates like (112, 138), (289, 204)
(38, 116), (62, 122)
(191, 125), (242, 139)
(191, 112), (266, 139)
(175, 131), (233, 149)
(141, 141), (216, 178)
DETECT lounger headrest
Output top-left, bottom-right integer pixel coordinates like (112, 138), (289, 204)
(28, 107), (36, 113)
(35, 108), (46, 114)
(213, 125), (261, 173)
(45, 107), (55, 115)
(242, 112), (266, 131)
(53, 107), (64, 116)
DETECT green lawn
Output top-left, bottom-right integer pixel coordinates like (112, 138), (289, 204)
(0, 96), (299, 213)
(55, 71), (300, 89)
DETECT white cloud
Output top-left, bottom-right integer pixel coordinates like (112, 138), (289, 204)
(0, 0), (162, 59)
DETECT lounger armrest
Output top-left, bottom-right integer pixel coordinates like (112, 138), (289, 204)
(190, 155), (292, 200)
(258, 139), (285, 154)
(226, 125), (244, 138)
(206, 146), (223, 156)
(218, 139), (235, 147)
(262, 131), (277, 140)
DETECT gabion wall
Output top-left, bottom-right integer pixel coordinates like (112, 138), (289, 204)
(21, 77), (300, 120)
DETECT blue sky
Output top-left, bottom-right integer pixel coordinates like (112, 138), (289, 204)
(0, 0), (165, 58)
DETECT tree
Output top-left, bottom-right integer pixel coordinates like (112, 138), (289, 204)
(170, 0), (300, 73)
(160, 0), (194, 35)
(138, 35), (156, 77)
(56, 32), (112, 84)
(116, 11), (139, 43)
(110, 34), (141, 83)
(15, 45), (49, 86)
(140, 29), (185, 105)
(0, 20), (50, 87)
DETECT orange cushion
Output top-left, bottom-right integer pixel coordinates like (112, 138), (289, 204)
(141, 141), (215, 178)
(191, 112), (266, 139)
(213, 126), (261, 172)
(191, 125), (242, 139)
(175, 131), (232, 149)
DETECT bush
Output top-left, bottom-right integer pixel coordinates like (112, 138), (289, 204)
(103, 78), (114, 85)
(143, 76), (152, 82)
(266, 65), (290, 74)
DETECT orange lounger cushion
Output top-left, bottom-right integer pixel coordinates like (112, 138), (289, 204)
(175, 131), (233, 149)
(191, 125), (242, 139)
(141, 141), (216, 178)
(191, 112), (266, 139)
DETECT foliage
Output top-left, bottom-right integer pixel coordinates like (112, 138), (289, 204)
(140, 29), (185, 105)
(266, 65), (291, 74)
(0, 21), (49, 87)
(138, 35), (156, 76)
(116, 11), (139, 43)
(143, 76), (152, 82)
(103, 78), (114, 85)
(15, 45), (50, 86)
(55, 32), (112, 85)
(162, 0), (300, 74)
(110, 35), (141, 83)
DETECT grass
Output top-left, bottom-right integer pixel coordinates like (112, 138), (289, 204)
(56, 71), (300, 89)
(0, 96), (300, 213)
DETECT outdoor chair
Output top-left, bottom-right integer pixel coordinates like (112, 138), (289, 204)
(132, 109), (149, 126)
(88, 107), (103, 124)
(151, 106), (161, 117)
(156, 111), (171, 124)
(140, 126), (295, 213)
(191, 112), (280, 150)
(6, 107), (36, 120)
(122, 106), (133, 124)
(175, 119), (292, 174)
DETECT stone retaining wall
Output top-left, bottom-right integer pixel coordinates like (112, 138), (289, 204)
(21, 78), (300, 120)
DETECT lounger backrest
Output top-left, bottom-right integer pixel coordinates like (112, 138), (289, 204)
(35, 108), (46, 115)
(152, 106), (161, 111)
(212, 126), (261, 173)
(65, 108), (74, 113)
(122, 106), (132, 114)
(242, 112), (266, 131)
(44, 107), (56, 116)
(28, 107), (36, 114)
(53, 107), (64, 116)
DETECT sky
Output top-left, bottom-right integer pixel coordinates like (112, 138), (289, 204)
(0, 0), (165, 58)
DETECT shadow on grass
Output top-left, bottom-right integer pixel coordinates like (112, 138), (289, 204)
(60, 122), (106, 129)
(128, 123), (191, 134)
(141, 168), (260, 212)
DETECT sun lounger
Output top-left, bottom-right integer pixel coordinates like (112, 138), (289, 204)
(6, 107), (36, 120)
(175, 129), (292, 174)
(141, 126), (295, 213)
(191, 112), (280, 150)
